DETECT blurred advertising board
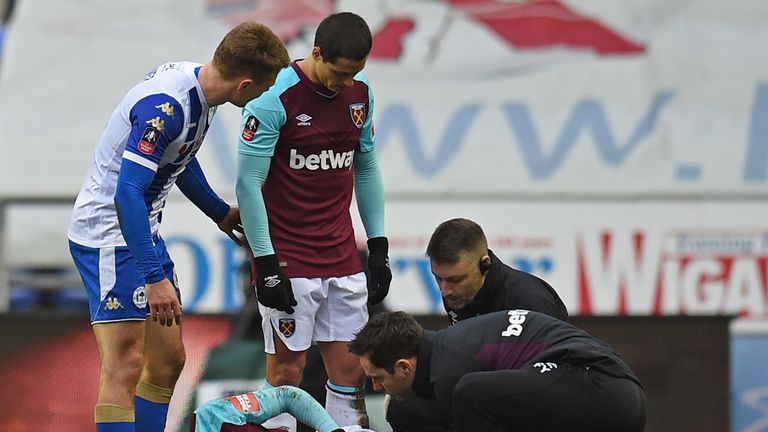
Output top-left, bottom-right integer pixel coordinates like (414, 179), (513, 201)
(731, 320), (768, 432)
(158, 199), (768, 317)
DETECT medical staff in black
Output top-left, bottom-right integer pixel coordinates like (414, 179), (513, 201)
(387, 218), (568, 431)
(351, 310), (646, 432)
(428, 218), (567, 324)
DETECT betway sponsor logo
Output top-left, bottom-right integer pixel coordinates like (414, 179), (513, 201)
(289, 148), (354, 171)
(577, 230), (768, 316)
(501, 309), (529, 337)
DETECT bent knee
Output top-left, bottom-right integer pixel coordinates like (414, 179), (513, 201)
(269, 362), (303, 385)
(143, 345), (186, 386)
(161, 345), (187, 382)
(326, 357), (365, 386)
(102, 349), (144, 386)
(168, 346), (186, 374)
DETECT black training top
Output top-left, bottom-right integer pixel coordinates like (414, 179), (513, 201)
(444, 250), (569, 324)
(412, 310), (641, 415)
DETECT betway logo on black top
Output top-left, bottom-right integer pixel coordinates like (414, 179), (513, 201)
(289, 148), (355, 171)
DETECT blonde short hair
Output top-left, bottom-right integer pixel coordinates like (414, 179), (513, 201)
(212, 22), (289, 82)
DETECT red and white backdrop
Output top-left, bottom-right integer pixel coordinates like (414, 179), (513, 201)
(154, 200), (768, 318)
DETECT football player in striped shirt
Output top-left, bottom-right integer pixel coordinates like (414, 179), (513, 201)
(68, 22), (289, 432)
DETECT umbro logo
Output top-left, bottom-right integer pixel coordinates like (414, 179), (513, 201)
(296, 113), (312, 126)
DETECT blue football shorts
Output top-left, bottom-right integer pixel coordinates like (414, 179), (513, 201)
(69, 236), (180, 324)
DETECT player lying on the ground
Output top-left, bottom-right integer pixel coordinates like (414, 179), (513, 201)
(191, 385), (370, 432)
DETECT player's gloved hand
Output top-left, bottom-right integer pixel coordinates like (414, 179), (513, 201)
(366, 236), (392, 305)
(253, 254), (297, 314)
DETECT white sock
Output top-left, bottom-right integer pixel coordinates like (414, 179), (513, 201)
(325, 382), (369, 428)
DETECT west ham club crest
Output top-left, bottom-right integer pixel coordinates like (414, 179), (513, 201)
(349, 103), (365, 128)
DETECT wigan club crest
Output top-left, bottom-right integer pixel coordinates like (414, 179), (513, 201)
(278, 318), (296, 338)
(349, 103), (366, 128)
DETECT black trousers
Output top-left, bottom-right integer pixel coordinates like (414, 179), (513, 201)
(389, 364), (646, 432)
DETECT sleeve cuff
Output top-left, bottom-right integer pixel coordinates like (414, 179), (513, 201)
(144, 268), (166, 284)
(210, 201), (231, 223)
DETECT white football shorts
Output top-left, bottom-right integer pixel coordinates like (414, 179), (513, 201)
(259, 272), (369, 353)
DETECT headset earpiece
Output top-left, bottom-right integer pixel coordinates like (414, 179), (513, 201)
(478, 256), (491, 275)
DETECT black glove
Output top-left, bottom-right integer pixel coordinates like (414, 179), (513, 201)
(253, 254), (297, 314)
(366, 237), (392, 305)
